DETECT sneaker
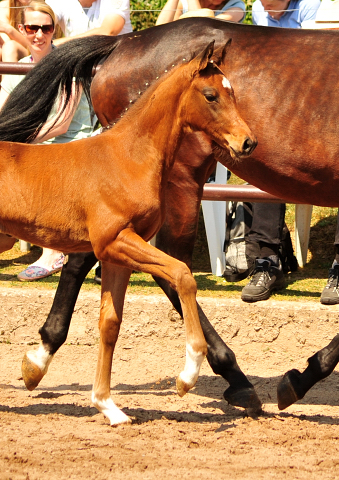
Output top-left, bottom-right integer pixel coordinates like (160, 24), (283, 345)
(320, 265), (339, 305)
(241, 258), (286, 302)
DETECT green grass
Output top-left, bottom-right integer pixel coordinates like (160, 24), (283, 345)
(0, 198), (336, 303)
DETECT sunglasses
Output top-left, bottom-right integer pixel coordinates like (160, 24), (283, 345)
(23, 24), (54, 35)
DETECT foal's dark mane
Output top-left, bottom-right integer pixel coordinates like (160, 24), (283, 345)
(0, 36), (120, 143)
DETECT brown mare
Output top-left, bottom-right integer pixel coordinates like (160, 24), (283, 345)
(1, 19), (338, 416)
(0, 42), (256, 425)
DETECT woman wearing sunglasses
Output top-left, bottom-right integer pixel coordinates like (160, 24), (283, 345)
(0, 1), (96, 281)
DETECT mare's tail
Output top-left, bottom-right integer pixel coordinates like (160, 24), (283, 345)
(0, 35), (120, 143)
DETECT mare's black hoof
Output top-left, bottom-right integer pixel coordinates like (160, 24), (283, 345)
(223, 386), (262, 417)
(277, 369), (303, 410)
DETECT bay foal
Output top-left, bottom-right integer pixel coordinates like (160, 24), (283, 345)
(1, 42), (256, 425)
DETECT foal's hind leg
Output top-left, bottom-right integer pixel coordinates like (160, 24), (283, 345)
(22, 252), (97, 390)
(277, 333), (339, 410)
(91, 262), (132, 425)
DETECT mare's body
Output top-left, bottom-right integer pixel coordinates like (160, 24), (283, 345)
(1, 19), (338, 412)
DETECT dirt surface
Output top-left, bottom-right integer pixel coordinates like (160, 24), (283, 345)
(1, 287), (339, 479)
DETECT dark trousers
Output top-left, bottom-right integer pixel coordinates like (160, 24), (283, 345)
(247, 204), (339, 261)
(248, 202), (286, 246)
(334, 211), (339, 246)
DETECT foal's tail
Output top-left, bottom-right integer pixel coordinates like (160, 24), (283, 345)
(0, 35), (121, 143)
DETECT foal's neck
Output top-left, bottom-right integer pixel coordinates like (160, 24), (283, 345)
(113, 67), (191, 172)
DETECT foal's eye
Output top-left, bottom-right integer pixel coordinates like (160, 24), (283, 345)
(204, 93), (218, 102)
(202, 88), (219, 103)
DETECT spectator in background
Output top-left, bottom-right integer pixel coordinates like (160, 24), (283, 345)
(252, 0), (320, 26)
(239, 0), (320, 303)
(0, 0), (133, 62)
(46, 0), (133, 42)
(156, 0), (246, 25)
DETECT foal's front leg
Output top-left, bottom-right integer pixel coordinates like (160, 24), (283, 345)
(92, 262), (132, 425)
(94, 229), (207, 402)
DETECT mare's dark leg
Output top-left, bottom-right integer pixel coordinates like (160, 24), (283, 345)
(153, 273), (261, 414)
(277, 333), (339, 410)
(39, 252), (97, 353)
(22, 252), (97, 390)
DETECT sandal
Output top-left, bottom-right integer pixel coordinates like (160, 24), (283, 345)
(17, 254), (65, 281)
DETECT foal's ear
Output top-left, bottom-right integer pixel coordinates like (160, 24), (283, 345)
(211, 39), (232, 66)
(191, 40), (215, 75)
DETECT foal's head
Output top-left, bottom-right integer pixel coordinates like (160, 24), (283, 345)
(181, 41), (257, 160)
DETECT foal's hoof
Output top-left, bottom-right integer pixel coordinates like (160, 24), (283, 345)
(223, 386), (262, 417)
(21, 354), (45, 391)
(277, 369), (303, 410)
(176, 376), (190, 397)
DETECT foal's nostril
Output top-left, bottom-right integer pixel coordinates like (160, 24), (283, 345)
(242, 137), (256, 155)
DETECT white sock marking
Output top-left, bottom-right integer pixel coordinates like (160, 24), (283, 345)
(179, 344), (205, 389)
(92, 392), (131, 426)
(26, 344), (53, 373)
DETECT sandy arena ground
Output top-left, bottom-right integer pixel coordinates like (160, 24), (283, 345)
(1, 287), (339, 479)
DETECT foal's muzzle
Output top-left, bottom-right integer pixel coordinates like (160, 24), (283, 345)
(229, 135), (257, 159)
(240, 136), (257, 157)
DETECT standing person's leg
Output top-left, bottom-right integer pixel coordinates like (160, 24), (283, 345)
(241, 203), (286, 302)
(250, 202), (285, 262)
(320, 209), (339, 305)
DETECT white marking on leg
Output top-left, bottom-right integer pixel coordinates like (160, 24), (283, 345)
(26, 343), (53, 374)
(178, 344), (205, 390)
(91, 392), (131, 426)
(222, 76), (232, 90)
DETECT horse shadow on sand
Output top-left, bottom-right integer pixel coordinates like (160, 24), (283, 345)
(1, 369), (339, 426)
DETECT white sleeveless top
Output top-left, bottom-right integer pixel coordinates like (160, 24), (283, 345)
(47, 0), (133, 37)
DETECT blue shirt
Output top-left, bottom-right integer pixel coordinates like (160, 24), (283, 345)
(181, 0), (246, 21)
(252, 0), (320, 27)
(215, 0), (246, 19)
